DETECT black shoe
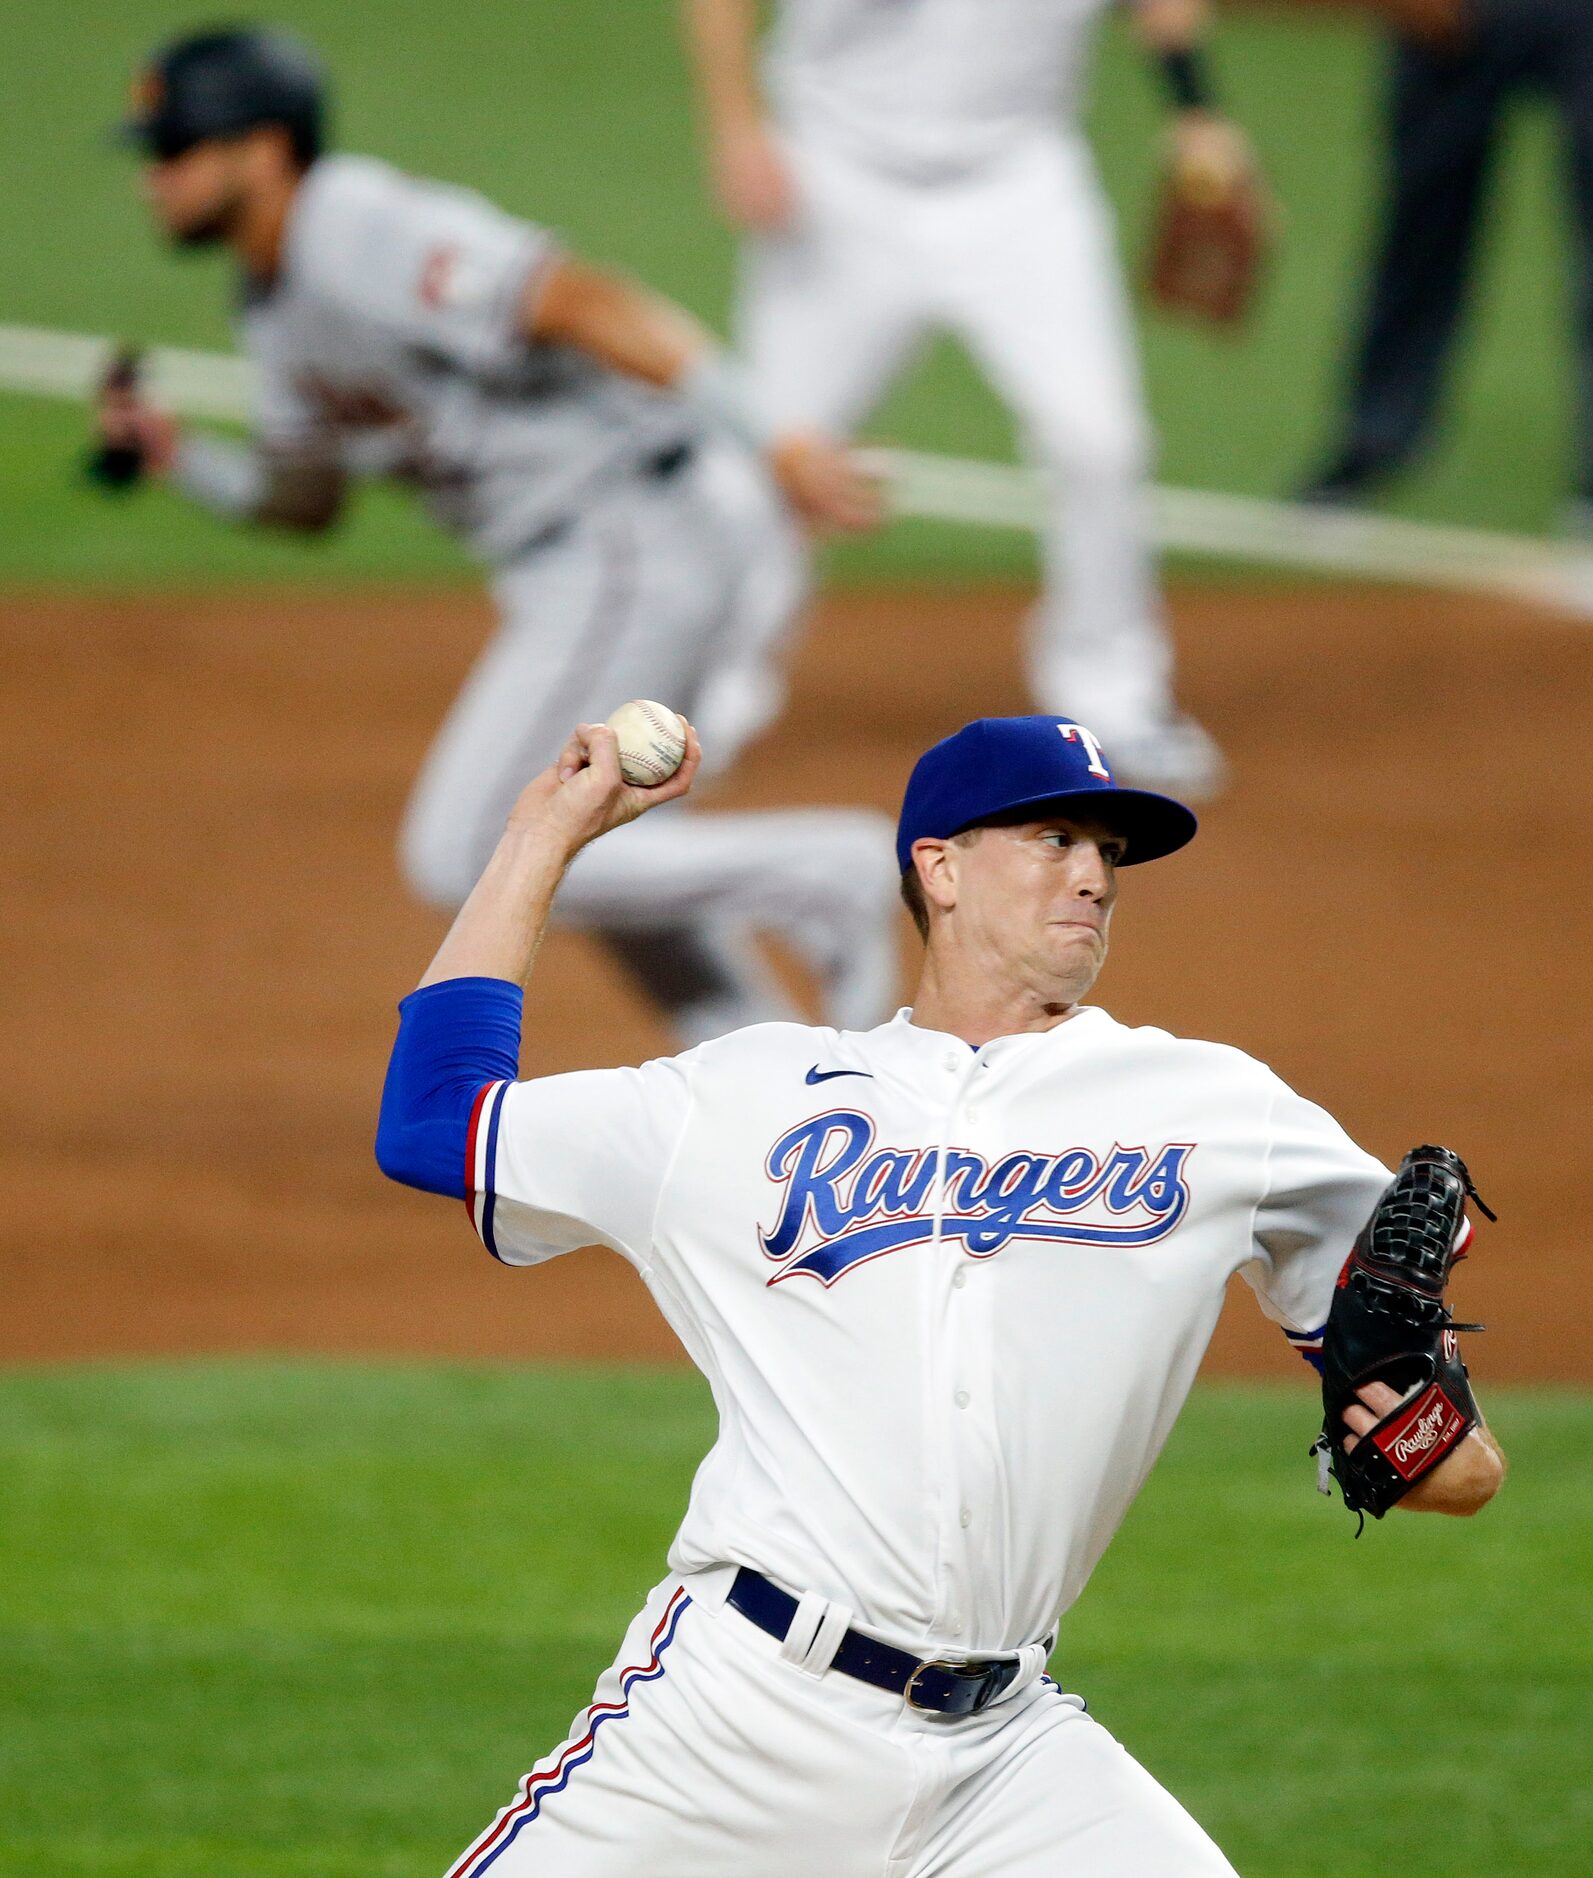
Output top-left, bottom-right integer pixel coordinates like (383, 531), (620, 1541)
(1294, 449), (1399, 508)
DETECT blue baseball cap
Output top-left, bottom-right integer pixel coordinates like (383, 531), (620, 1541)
(895, 716), (1198, 872)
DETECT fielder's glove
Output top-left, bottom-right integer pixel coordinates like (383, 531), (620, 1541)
(1315, 1144), (1494, 1529)
(1145, 119), (1270, 330)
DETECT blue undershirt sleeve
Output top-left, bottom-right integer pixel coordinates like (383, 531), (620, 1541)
(374, 976), (524, 1199)
(1284, 1326), (1327, 1376)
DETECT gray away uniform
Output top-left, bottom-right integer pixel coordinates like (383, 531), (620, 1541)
(238, 154), (897, 1042)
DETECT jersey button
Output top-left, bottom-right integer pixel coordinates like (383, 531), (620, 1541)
(959, 1507), (972, 1529)
(951, 1266), (969, 1290)
(954, 1389), (971, 1410)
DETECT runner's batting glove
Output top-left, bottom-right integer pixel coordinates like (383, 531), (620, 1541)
(85, 347), (151, 490)
(1315, 1145), (1495, 1530)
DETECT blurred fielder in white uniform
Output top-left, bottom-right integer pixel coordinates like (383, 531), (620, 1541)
(683, 0), (1263, 794)
(99, 25), (897, 1045)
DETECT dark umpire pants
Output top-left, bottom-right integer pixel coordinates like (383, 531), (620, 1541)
(1325, 0), (1593, 499)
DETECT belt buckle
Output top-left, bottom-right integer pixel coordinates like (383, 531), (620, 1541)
(904, 1657), (993, 1715)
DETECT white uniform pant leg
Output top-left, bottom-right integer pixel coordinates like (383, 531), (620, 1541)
(935, 133), (1175, 737)
(732, 139), (933, 765)
(443, 1577), (916, 1878)
(916, 1681), (1237, 1877)
(397, 503), (695, 913)
(736, 138), (933, 434)
(398, 463), (897, 1041)
(682, 439), (811, 777)
(399, 451), (810, 901)
(560, 802), (900, 1038)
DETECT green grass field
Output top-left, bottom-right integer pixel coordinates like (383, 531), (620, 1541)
(1, 1363), (1587, 1875)
(6, 16), (1584, 1874)
(0, 1), (1581, 586)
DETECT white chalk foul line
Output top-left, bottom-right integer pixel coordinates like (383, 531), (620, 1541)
(0, 321), (255, 423)
(870, 448), (1593, 620)
(6, 319), (1591, 617)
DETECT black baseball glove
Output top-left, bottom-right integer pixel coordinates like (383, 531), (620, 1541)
(85, 347), (150, 490)
(1315, 1144), (1494, 1528)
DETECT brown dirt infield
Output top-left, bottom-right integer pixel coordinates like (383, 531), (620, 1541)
(1, 579), (1586, 1379)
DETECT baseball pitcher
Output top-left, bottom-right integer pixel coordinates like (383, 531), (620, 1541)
(378, 709), (1504, 1875)
(99, 26), (898, 1046)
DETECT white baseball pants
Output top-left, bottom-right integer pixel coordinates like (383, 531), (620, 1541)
(444, 1571), (1237, 1877)
(739, 128), (1176, 741)
(398, 442), (899, 1043)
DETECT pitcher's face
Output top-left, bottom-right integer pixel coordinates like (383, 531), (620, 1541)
(921, 814), (1121, 1007)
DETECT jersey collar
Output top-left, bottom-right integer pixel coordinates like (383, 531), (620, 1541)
(875, 1004), (1109, 1060)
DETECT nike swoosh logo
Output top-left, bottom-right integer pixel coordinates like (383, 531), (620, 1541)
(805, 1065), (874, 1085)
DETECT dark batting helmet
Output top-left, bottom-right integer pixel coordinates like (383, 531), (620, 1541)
(117, 25), (328, 166)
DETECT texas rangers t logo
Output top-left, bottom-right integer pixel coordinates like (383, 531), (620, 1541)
(1059, 722), (1110, 779)
(759, 1112), (1194, 1285)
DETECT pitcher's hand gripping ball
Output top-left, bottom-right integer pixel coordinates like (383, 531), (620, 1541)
(1317, 1145), (1495, 1525)
(605, 700), (688, 787)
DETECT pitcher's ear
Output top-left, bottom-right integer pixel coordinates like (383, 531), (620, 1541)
(912, 837), (960, 916)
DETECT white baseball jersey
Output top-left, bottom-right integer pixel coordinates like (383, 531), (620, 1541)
(241, 154), (691, 561)
(765, 0), (1113, 174)
(465, 1005), (1389, 1656)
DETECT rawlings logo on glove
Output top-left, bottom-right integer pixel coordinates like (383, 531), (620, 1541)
(1380, 1385), (1465, 1476)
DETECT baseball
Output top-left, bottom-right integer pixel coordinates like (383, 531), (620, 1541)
(605, 699), (688, 787)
